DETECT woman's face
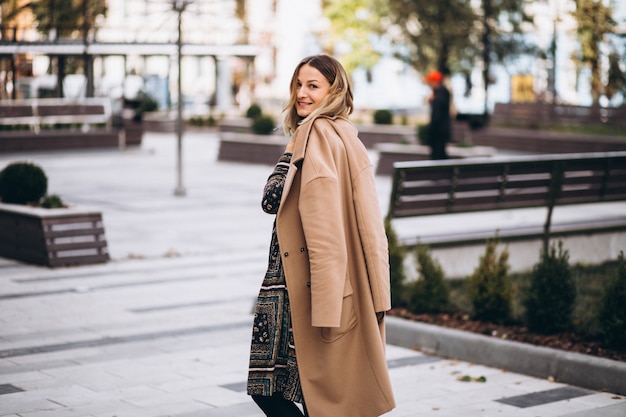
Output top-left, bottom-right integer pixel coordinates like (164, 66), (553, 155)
(295, 64), (331, 118)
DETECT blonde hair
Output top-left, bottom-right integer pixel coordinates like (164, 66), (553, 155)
(282, 54), (354, 136)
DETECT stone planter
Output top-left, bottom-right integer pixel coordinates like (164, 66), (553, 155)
(0, 203), (109, 267)
(217, 132), (288, 165)
(375, 142), (497, 176)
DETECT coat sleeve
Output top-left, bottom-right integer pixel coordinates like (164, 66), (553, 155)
(298, 127), (348, 328)
(352, 167), (392, 313)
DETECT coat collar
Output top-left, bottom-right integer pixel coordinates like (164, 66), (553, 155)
(281, 115), (342, 206)
(290, 115), (350, 165)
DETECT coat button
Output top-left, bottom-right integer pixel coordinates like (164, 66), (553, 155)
(300, 247), (306, 252)
(284, 252), (289, 257)
(306, 282), (311, 288)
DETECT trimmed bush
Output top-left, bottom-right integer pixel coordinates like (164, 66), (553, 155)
(467, 238), (513, 323)
(245, 103), (263, 119)
(524, 241), (576, 334)
(0, 162), (48, 205)
(40, 194), (65, 208)
(251, 114), (276, 135)
(406, 245), (449, 314)
(598, 251), (626, 350)
(385, 219), (407, 308)
(417, 124), (428, 145)
(373, 109), (393, 125)
(138, 94), (158, 113)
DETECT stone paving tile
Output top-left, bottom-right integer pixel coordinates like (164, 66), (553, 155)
(1, 132), (625, 417)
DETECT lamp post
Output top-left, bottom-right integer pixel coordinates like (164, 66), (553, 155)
(173, 0), (193, 197)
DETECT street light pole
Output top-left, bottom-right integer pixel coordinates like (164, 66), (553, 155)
(173, 0), (191, 197)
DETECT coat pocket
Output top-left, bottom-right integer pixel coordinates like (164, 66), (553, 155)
(321, 279), (358, 343)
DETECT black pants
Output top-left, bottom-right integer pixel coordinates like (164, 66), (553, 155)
(252, 393), (309, 417)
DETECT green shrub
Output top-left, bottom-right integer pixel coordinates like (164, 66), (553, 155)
(138, 94), (158, 113)
(251, 114), (276, 135)
(406, 245), (449, 314)
(385, 219), (407, 307)
(189, 115), (204, 126)
(245, 103), (263, 119)
(0, 162), (48, 205)
(40, 194), (65, 208)
(598, 251), (626, 350)
(417, 124), (428, 145)
(373, 109), (393, 125)
(467, 238), (513, 323)
(524, 241), (576, 334)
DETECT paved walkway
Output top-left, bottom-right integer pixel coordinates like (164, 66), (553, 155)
(0, 131), (624, 416)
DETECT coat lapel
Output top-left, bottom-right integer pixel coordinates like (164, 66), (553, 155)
(279, 118), (315, 206)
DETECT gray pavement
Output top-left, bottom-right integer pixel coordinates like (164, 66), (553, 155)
(0, 131), (625, 417)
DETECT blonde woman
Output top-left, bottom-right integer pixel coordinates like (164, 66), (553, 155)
(247, 54), (395, 417)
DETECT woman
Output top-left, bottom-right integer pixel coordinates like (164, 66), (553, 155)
(247, 54), (395, 417)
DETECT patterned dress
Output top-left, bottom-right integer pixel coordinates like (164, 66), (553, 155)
(247, 153), (303, 403)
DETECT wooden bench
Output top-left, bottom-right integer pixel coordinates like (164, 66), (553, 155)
(0, 98), (143, 152)
(0, 98), (112, 133)
(386, 151), (626, 249)
(492, 102), (626, 128)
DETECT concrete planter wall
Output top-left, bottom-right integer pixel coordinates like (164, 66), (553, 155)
(375, 142), (497, 176)
(0, 203), (109, 267)
(217, 132), (288, 165)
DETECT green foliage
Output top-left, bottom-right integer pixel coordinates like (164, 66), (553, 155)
(416, 124), (428, 145)
(598, 251), (626, 350)
(524, 241), (576, 334)
(138, 94), (158, 113)
(572, 0), (616, 105)
(406, 245), (449, 314)
(251, 114), (276, 135)
(40, 194), (65, 208)
(321, 0), (385, 74)
(30, 0), (108, 38)
(0, 161), (48, 205)
(385, 219), (407, 307)
(245, 103), (262, 119)
(189, 115), (217, 127)
(467, 238), (513, 323)
(373, 109), (393, 125)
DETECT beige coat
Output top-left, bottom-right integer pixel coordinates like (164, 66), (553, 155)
(276, 116), (395, 417)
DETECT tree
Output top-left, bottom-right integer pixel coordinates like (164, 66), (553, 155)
(29, 0), (107, 39)
(0, 0), (31, 40)
(385, 0), (477, 76)
(384, 0), (535, 112)
(467, 238), (513, 323)
(0, 0), (33, 98)
(604, 50), (625, 105)
(406, 245), (449, 314)
(321, 0), (388, 75)
(234, 0), (248, 43)
(598, 251), (626, 350)
(572, 0), (616, 106)
(524, 241), (576, 334)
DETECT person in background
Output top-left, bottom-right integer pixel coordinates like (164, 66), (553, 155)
(247, 54), (395, 417)
(424, 69), (452, 160)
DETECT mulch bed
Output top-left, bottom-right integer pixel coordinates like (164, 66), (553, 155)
(389, 308), (626, 363)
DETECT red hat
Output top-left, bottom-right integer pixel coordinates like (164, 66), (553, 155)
(424, 70), (443, 83)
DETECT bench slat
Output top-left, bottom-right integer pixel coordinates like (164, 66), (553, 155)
(388, 152), (626, 245)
